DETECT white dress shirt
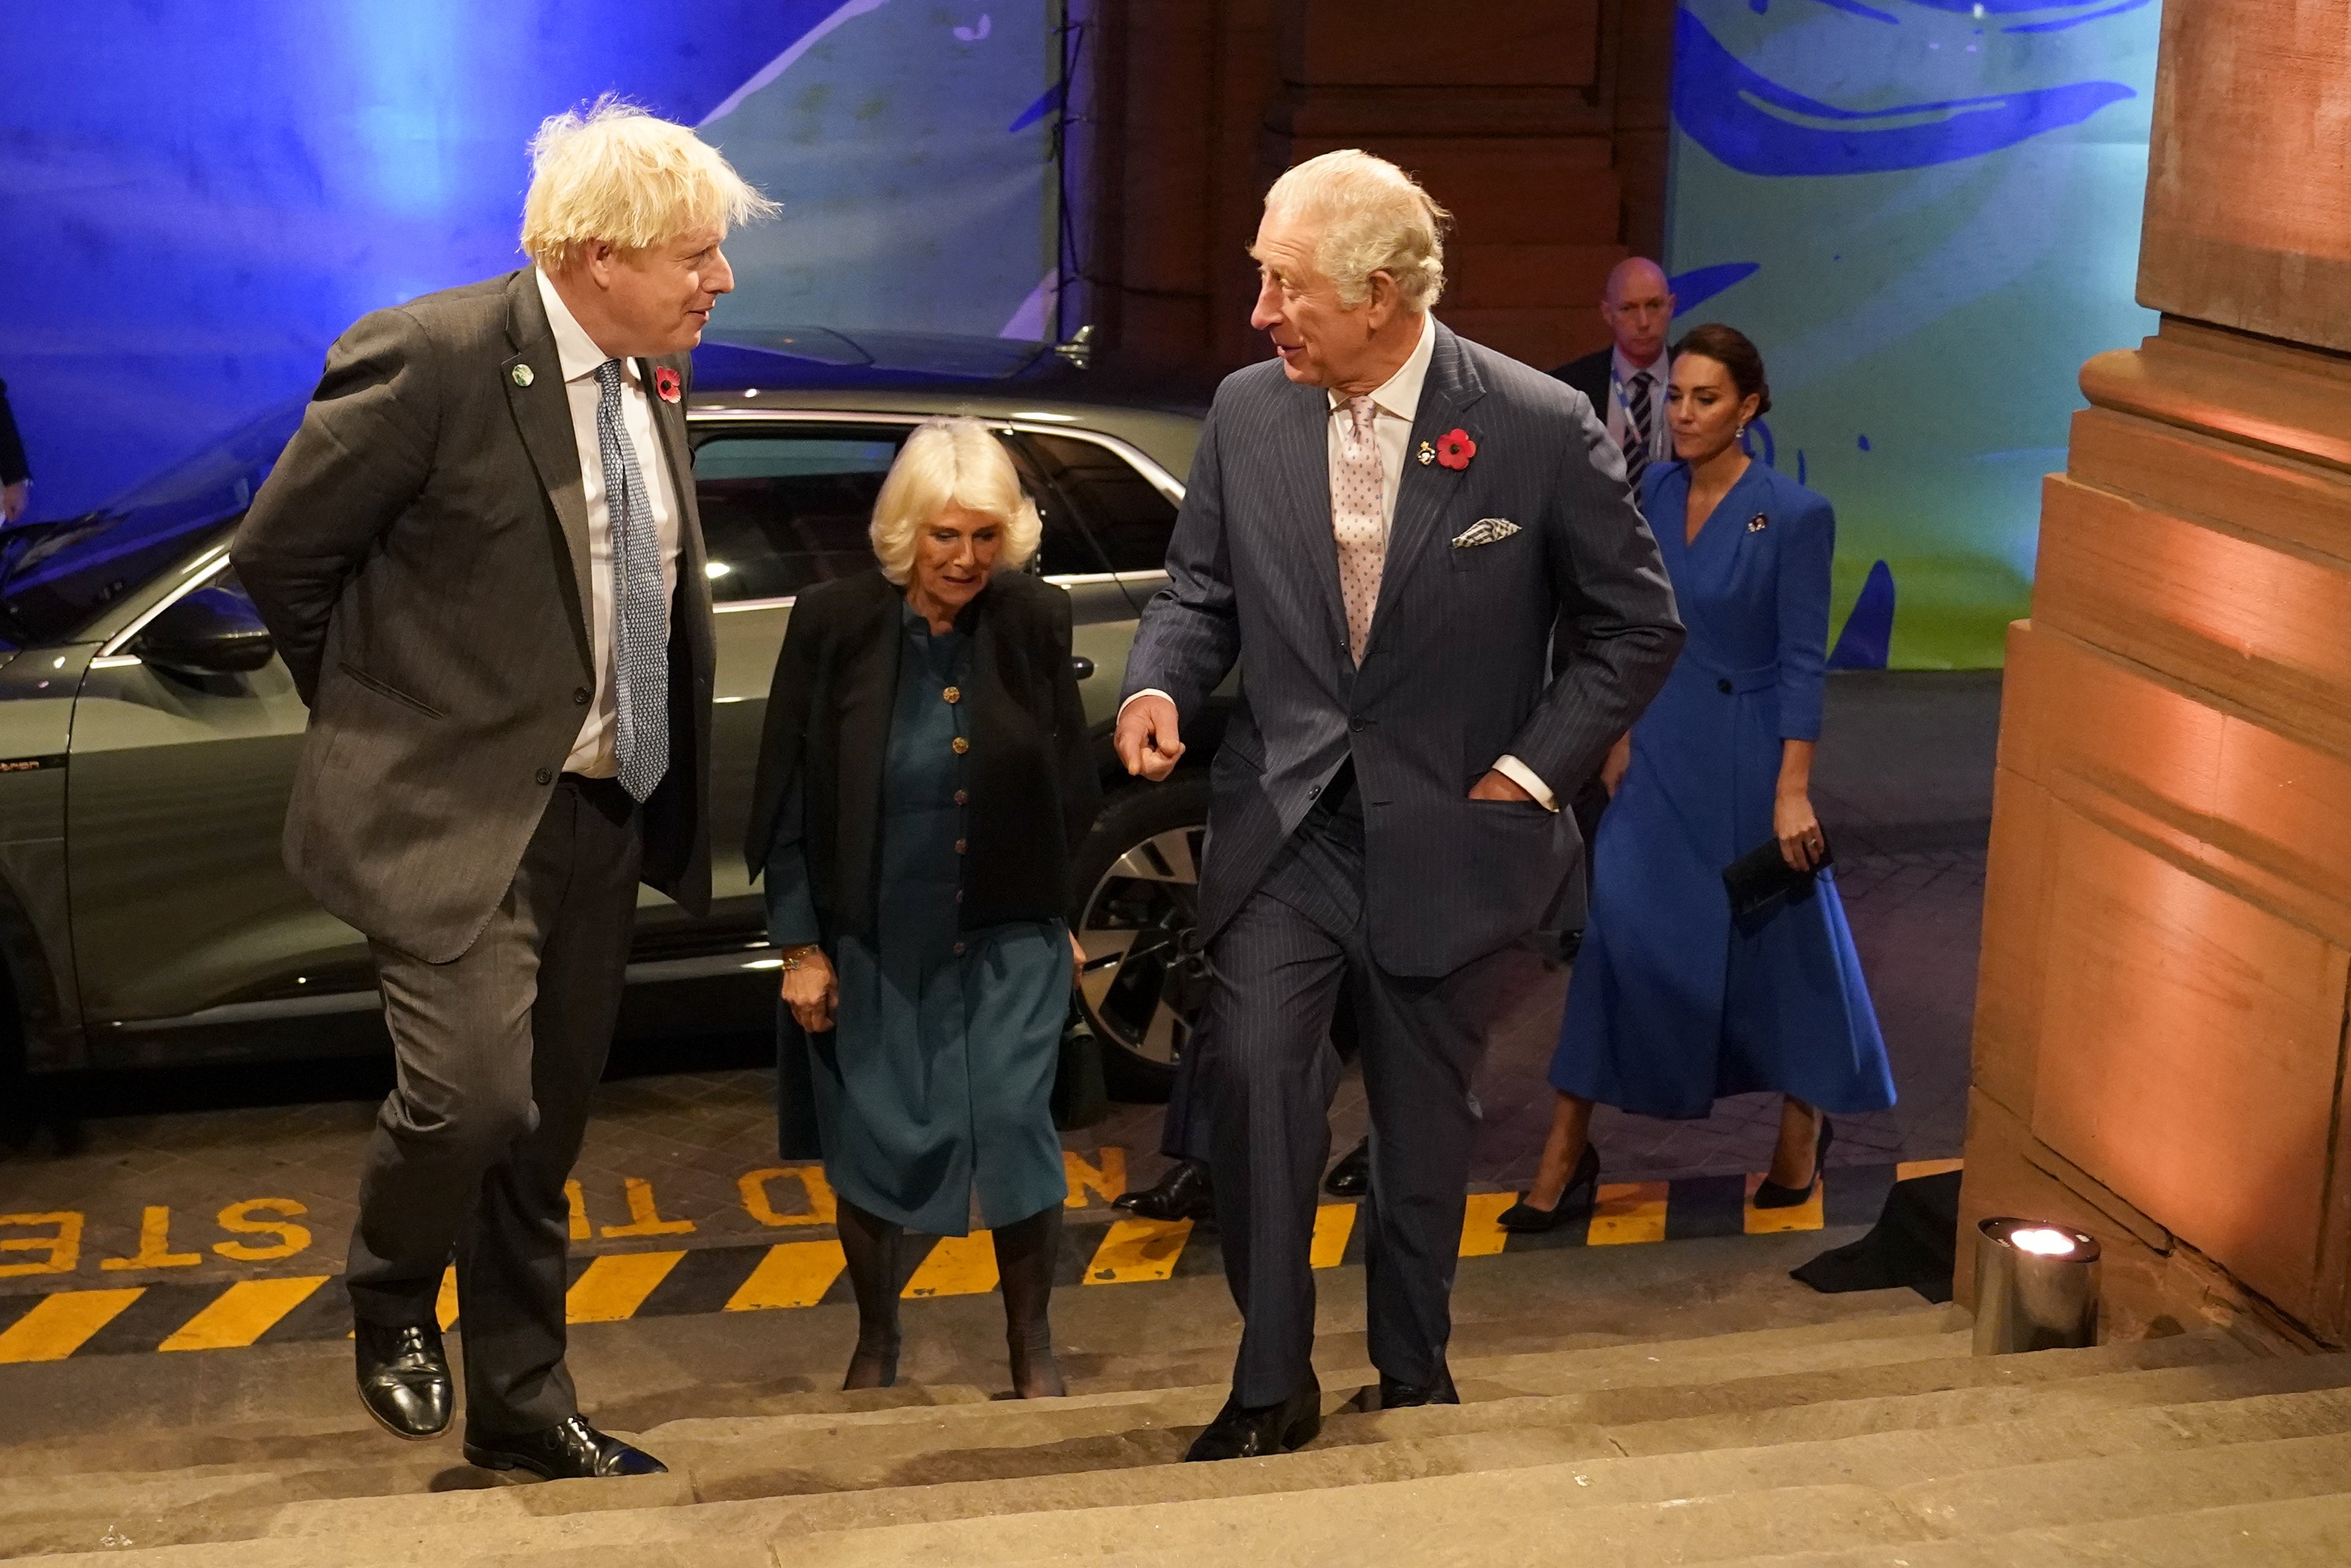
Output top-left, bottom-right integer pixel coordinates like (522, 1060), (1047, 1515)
(1603, 345), (1671, 469)
(1128, 310), (1556, 810)
(535, 269), (683, 778)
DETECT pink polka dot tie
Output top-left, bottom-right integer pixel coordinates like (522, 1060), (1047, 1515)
(1333, 394), (1385, 665)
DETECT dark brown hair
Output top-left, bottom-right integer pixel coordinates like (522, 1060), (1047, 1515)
(1671, 323), (1772, 417)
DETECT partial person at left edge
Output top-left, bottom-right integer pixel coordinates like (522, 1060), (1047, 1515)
(232, 98), (776, 1483)
(0, 374), (31, 523)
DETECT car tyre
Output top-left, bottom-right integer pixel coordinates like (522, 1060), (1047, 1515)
(1068, 776), (1214, 1103)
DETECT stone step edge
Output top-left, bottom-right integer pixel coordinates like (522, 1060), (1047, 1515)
(0, 1304), (1966, 1475)
(58, 1335), (2308, 1556)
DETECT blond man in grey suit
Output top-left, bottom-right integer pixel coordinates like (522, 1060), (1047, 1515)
(235, 100), (772, 1481)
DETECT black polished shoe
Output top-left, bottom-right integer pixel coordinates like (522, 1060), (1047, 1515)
(1322, 1136), (1371, 1198)
(355, 1320), (452, 1440)
(1754, 1115), (1835, 1209)
(1349, 1368), (1459, 1411)
(1113, 1157), (1215, 1222)
(1497, 1143), (1601, 1233)
(463, 1415), (667, 1479)
(1184, 1374), (1322, 1461)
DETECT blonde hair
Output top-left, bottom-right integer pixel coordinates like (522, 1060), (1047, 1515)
(1260, 149), (1450, 312)
(869, 418), (1042, 585)
(522, 96), (777, 266)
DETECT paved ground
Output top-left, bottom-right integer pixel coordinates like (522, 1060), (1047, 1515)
(0, 672), (1995, 1301)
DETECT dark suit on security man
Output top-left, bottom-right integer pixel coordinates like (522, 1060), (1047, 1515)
(1117, 151), (1684, 1461)
(235, 102), (774, 1482)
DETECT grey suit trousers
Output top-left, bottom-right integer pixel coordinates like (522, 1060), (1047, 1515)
(1205, 777), (1516, 1406)
(344, 777), (642, 1438)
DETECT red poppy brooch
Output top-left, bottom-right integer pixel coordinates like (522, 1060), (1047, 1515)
(654, 365), (683, 404)
(1432, 427), (1476, 471)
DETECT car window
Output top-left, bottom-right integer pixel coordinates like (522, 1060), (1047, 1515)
(1017, 432), (1179, 577)
(691, 428), (910, 602)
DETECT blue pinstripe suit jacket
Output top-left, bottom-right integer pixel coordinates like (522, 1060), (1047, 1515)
(1121, 321), (1685, 977)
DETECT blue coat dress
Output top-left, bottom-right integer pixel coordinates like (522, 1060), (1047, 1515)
(1548, 461), (1895, 1119)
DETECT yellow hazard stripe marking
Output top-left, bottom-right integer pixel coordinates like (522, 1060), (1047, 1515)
(1587, 1181), (1671, 1246)
(904, 1232), (998, 1297)
(1310, 1201), (1355, 1269)
(158, 1276), (329, 1352)
(1744, 1172), (1827, 1234)
(0, 1287), (145, 1362)
(1457, 1191), (1516, 1257)
(1086, 1218), (1191, 1284)
(726, 1241), (847, 1311)
(1898, 1157), (1964, 1182)
(566, 1250), (685, 1324)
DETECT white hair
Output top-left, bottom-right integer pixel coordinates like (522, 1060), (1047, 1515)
(1260, 149), (1450, 312)
(868, 418), (1042, 585)
(522, 95), (777, 266)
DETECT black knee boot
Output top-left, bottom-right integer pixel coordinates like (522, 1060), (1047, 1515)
(835, 1198), (903, 1391)
(992, 1203), (1065, 1399)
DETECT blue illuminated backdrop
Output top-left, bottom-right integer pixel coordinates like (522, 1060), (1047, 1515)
(0, 2), (1059, 520)
(1665, 0), (2159, 667)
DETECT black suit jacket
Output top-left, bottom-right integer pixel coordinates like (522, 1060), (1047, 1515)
(1121, 321), (1683, 977)
(0, 378), (28, 488)
(234, 269), (715, 963)
(1551, 347), (1612, 413)
(745, 568), (1099, 944)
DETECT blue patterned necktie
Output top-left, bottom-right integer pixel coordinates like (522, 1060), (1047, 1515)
(593, 359), (669, 802)
(1624, 370), (1654, 490)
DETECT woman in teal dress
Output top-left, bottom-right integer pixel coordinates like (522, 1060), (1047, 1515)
(745, 417), (1098, 1396)
(1502, 325), (1894, 1231)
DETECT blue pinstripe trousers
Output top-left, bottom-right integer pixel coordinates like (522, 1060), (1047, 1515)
(1201, 787), (1516, 1406)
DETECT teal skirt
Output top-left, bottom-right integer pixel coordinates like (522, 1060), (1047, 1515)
(783, 915), (1070, 1236)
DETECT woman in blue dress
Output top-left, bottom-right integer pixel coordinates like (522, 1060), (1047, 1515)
(1501, 324), (1894, 1230)
(746, 418), (1098, 1394)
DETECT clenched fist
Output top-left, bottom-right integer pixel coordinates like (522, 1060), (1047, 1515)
(1114, 693), (1185, 781)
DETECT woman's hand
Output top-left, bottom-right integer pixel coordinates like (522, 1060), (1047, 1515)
(1599, 734), (1632, 798)
(1067, 929), (1088, 986)
(1774, 789), (1826, 872)
(780, 946), (839, 1034)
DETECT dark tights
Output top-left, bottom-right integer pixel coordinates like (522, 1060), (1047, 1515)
(834, 1196), (1065, 1398)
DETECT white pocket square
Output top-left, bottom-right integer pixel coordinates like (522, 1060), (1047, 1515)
(1451, 518), (1521, 549)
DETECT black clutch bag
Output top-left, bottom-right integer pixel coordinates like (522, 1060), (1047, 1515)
(1723, 833), (1831, 921)
(1052, 1000), (1111, 1132)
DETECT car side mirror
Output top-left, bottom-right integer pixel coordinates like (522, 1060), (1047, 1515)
(132, 586), (275, 677)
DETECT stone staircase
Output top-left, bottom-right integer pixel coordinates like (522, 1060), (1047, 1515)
(12, 1280), (2351, 1565)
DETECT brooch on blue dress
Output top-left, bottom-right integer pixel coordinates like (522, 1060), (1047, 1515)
(1746, 513), (1769, 532)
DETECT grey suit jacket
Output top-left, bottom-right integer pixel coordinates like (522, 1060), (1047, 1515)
(1120, 321), (1683, 977)
(233, 268), (716, 964)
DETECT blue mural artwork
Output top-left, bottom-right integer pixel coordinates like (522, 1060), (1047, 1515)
(1665, 0), (2161, 666)
(0, 2), (1060, 521)
(1673, 8), (2133, 177)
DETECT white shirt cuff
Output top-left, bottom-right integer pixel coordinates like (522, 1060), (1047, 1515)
(1492, 755), (1558, 811)
(1119, 688), (1173, 717)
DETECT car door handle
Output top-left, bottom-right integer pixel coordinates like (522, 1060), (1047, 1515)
(1070, 656), (1096, 680)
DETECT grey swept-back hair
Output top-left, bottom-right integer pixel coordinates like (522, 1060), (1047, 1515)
(1260, 148), (1450, 312)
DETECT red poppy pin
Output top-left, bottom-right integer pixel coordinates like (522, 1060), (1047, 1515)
(1434, 427), (1476, 471)
(654, 365), (683, 404)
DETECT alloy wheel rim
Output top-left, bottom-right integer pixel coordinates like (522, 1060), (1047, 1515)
(1073, 823), (1210, 1068)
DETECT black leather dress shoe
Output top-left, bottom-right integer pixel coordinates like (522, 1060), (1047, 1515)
(355, 1320), (452, 1440)
(1113, 1157), (1215, 1222)
(1322, 1136), (1371, 1198)
(463, 1415), (667, 1479)
(1351, 1368), (1460, 1411)
(1497, 1143), (1602, 1233)
(1184, 1374), (1322, 1461)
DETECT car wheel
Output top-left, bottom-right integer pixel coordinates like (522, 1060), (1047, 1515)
(1069, 776), (1213, 1103)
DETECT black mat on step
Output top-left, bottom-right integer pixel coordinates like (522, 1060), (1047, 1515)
(1791, 1170), (1960, 1303)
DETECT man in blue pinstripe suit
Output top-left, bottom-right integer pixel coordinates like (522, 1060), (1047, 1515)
(1117, 150), (1684, 1461)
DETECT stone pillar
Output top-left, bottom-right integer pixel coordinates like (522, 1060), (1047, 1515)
(1959, 2), (2351, 1348)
